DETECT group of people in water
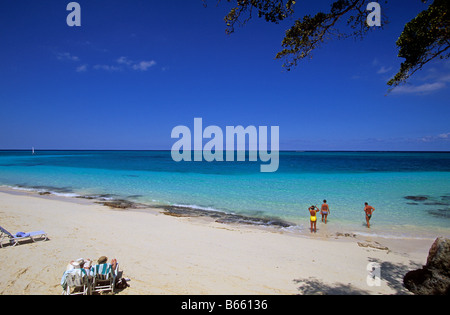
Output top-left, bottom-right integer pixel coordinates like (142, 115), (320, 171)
(308, 200), (375, 233)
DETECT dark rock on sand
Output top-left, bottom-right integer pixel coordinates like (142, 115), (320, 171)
(335, 232), (356, 238)
(357, 241), (389, 251)
(404, 237), (450, 295)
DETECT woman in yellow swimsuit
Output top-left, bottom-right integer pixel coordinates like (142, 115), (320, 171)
(309, 205), (320, 233)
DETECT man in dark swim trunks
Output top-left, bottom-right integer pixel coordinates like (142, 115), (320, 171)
(364, 202), (375, 228)
(321, 199), (330, 224)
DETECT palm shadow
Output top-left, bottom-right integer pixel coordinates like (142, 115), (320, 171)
(368, 257), (422, 295)
(293, 277), (371, 295)
(293, 259), (423, 295)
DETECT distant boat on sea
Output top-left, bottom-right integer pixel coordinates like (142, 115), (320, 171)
(32, 147), (35, 155)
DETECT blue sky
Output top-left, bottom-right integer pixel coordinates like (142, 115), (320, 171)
(0, 0), (449, 151)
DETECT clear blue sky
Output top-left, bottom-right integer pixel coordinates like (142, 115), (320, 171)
(0, 0), (449, 151)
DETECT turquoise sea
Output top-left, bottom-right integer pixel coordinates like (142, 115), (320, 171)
(0, 150), (449, 239)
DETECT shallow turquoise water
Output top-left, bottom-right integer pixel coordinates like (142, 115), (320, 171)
(0, 151), (449, 238)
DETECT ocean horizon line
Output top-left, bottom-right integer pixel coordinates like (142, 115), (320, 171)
(1, 149), (450, 153)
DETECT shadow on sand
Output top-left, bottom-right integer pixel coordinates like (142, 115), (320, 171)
(293, 258), (423, 295)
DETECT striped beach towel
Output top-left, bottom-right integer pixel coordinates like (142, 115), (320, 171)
(91, 263), (113, 280)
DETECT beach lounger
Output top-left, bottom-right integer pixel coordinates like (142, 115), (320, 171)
(91, 263), (119, 294)
(61, 268), (91, 295)
(0, 225), (48, 248)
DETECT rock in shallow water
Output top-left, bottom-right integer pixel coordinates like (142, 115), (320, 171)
(427, 209), (450, 219)
(160, 205), (293, 228)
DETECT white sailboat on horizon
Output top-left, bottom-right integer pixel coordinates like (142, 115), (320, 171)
(32, 147), (35, 155)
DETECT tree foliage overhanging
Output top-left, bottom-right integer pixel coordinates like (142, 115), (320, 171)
(387, 0), (449, 87)
(207, 0), (449, 87)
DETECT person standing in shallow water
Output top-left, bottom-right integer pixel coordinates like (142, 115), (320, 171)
(309, 205), (320, 233)
(321, 199), (330, 224)
(364, 202), (375, 228)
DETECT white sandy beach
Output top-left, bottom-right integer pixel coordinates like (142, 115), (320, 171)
(0, 187), (435, 295)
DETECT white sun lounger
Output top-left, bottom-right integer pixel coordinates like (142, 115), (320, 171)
(61, 268), (91, 295)
(0, 225), (48, 248)
(91, 263), (119, 294)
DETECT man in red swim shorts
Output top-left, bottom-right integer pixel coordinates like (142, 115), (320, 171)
(364, 202), (375, 228)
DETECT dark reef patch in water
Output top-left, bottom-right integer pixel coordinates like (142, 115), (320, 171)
(404, 196), (429, 201)
(126, 194), (143, 199)
(424, 202), (449, 206)
(76, 194), (117, 200)
(427, 208), (450, 219)
(95, 199), (147, 210)
(404, 194), (450, 220)
(156, 205), (294, 228)
(15, 184), (74, 194)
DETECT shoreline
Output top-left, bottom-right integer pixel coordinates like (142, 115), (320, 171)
(1, 184), (296, 228)
(0, 186), (435, 294)
(2, 183), (447, 241)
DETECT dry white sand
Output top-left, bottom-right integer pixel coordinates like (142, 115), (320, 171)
(0, 188), (434, 295)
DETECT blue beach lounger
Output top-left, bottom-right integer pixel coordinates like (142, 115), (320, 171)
(0, 225), (48, 248)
